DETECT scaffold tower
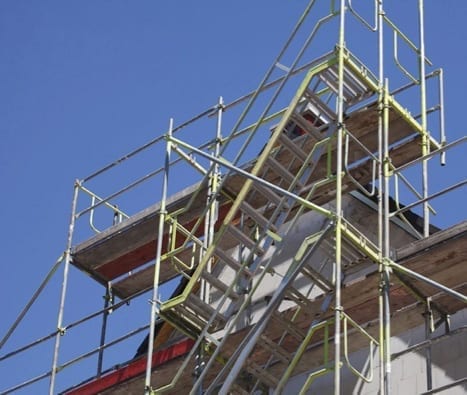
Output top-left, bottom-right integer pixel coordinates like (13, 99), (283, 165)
(1, 1), (466, 395)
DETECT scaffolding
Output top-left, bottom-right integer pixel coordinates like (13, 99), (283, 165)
(1, 1), (466, 394)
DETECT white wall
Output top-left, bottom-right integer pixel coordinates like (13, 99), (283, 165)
(283, 309), (467, 394)
(211, 192), (418, 334)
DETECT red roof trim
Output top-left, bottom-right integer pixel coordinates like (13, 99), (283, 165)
(64, 338), (194, 394)
(95, 203), (234, 281)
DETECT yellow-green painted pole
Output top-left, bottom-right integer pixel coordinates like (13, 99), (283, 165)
(381, 78), (392, 395)
(334, 1), (346, 393)
(144, 119), (173, 394)
(376, 2), (388, 393)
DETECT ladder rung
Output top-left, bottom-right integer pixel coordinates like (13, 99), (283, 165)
(226, 225), (265, 256)
(246, 362), (280, 388)
(271, 313), (306, 341)
(331, 63), (371, 95)
(320, 69), (355, 102)
(341, 238), (366, 265)
(171, 305), (205, 332)
(303, 89), (337, 122)
(300, 265), (334, 292)
(214, 246), (253, 276)
(291, 112), (325, 142)
(186, 294), (226, 325)
(161, 309), (200, 339)
(239, 200), (277, 232)
(285, 288), (316, 315)
(201, 270), (240, 300)
(258, 334), (292, 364)
(278, 132), (308, 162)
(323, 64), (373, 104)
(266, 157), (301, 188)
(251, 181), (286, 208)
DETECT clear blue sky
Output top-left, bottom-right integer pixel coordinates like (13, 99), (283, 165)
(0, 2), (466, 393)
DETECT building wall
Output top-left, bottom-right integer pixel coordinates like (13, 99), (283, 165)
(210, 192), (419, 333)
(204, 192), (466, 394)
(283, 309), (467, 394)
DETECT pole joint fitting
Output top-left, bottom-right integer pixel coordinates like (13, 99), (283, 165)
(144, 385), (154, 395)
(148, 299), (161, 314)
(382, 257), (392, 267)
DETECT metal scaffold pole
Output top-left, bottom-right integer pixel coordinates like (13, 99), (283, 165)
(49, 183), (79, 395)
(381, 77), (392, 395)
(144, 118), (173, 394)
(424, 302), (434, 391)
(195, 97), (223, 393)
(334, 0), (346, 392)
(376, 1), (386, 393)
(97, 282), (112, 376)
(418, 0), (430, 237)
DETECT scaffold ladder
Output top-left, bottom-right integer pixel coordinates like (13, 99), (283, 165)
(206, 224), (336, 393)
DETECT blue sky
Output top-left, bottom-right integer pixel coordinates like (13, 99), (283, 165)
(0, 2), (466, 393)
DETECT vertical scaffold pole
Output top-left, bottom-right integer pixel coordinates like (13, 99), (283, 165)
(418, 0), (430, 237)
(382, 78), (392, 395)
(144, 118), (173, 394)
(204, 97), (223, 300)
(97, 282), (112, 376)
(376, 1), (386, 393)
(195, 98), (223, 393)
(334, 1), (346, 393)
(438, 68), (446, 166)
(424, 301), (433, 390)
(49, 182), (79, 395)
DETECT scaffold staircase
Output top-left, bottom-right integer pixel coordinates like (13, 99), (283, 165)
(202, 223), (337, 394)
(155, 48), (380, 393)
(202, 216), (382, 394)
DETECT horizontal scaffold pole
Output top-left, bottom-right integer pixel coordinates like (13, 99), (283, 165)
(388, 260), (467, 304)
(340, 223), (466, 304)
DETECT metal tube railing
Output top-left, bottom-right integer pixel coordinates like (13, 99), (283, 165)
(0, 323), (152, 395)
(1, 282), (150, 363)
(0, 253), (64, 350)
(391, 179), (467, 217)
(49, 184), (79, 395)
(348, 0), (378, 31)
(82, 105), (219, 183)
(392, 137), (466, 175)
